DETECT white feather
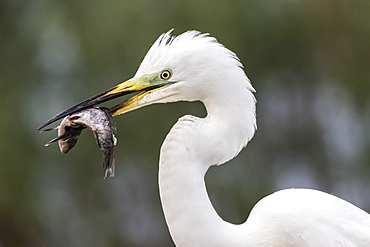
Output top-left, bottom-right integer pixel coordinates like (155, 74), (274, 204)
(131, 30), (370, 246)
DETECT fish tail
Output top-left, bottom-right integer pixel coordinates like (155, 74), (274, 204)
(103, 149), (115, 179)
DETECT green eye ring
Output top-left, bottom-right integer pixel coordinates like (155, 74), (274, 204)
(160, 69), (172, 80)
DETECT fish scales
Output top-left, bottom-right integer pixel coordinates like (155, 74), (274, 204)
(46, 107), (117, 178)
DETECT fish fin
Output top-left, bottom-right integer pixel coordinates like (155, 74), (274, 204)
(44, 126), (85, 146)
(41, 127), (58, 132)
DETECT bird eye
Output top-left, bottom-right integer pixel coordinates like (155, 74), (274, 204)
(160, 69), (172, 80)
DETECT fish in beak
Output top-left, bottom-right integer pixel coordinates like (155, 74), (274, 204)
(39, 69), (174, 178)
(45, 107), (117, 178)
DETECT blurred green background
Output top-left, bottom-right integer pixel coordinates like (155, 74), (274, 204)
(1, 0), (370, 246)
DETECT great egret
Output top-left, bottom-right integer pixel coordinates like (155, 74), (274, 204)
(39, 30), (370, 246)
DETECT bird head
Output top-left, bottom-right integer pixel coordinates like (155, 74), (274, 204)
(38, 30), (254, 130)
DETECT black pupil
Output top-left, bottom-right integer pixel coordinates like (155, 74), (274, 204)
(162, 71), (169, 79)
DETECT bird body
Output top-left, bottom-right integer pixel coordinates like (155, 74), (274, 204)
(141, 31), (370, 246)
(159, 110), (370, 247)
(40, 30), (370, 246)
(248, 188), (370, 247)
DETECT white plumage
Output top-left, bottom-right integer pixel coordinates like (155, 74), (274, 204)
(42, 30), (370, 246)
(130, 30), (370, 246)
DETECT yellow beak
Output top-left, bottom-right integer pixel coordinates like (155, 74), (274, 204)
(38, 72), (172, 130)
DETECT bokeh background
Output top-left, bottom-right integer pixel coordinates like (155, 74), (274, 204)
(1, 0), (370, 246)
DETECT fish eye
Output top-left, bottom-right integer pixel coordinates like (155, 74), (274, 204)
(160, 69), (172, 80)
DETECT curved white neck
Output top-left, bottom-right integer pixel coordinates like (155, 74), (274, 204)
(158, 88), (256, 246)
(159, 154), (243, 246)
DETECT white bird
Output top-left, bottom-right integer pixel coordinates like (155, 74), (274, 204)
(40, 30), (370, 246)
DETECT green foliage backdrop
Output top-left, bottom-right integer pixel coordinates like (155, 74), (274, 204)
(1, 1), (369, 246)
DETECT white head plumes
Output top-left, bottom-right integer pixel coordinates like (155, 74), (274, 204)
(40, 30), (370, 247)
